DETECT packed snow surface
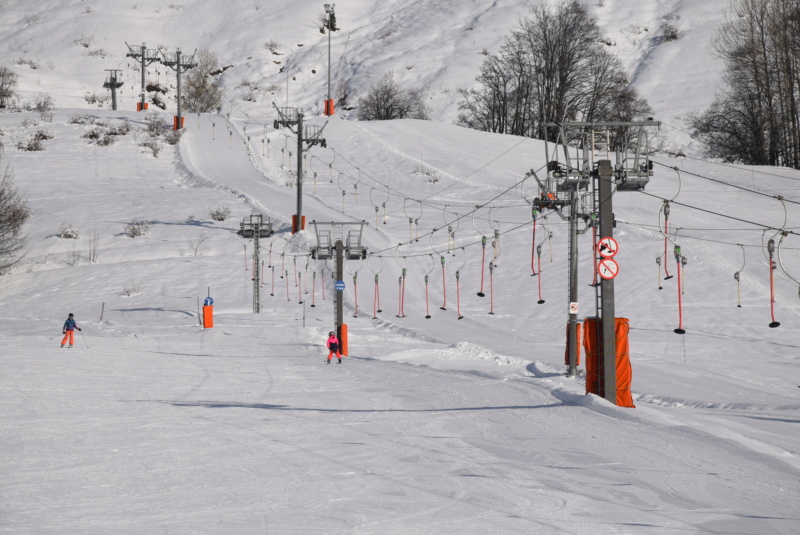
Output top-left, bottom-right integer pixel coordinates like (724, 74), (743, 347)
(1, 1), (799, 534)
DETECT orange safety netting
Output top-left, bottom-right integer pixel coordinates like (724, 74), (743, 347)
(340, 323), (349, 357)
(582, 317), (635, 408)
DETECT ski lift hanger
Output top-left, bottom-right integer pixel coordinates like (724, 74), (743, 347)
(310, 220), (368, 260)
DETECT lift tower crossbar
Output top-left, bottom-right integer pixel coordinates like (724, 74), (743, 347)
(103, 69), (123, 111)
(160, 49), (197, 130)
(237, 214), (273, 313)
(273, 103), (328, 233)
(310, 220), (368, 341)
(125, 42), (161, 111)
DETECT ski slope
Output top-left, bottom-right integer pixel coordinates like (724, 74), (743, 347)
(1, 106), (799, 534)
(1, 0), (799, 534)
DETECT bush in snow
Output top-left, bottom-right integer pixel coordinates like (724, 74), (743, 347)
(140, 138), (161, 157)
(58, 221), (79, 239)
(145, 113), (169, 136)
(121, 282), (141, 296)
(123, 219), (149, 238)
(16, 130), (52, 151)
(208, 206), (231, 221)
(164, 128), (183, 146)
(33, 93), (54, 122)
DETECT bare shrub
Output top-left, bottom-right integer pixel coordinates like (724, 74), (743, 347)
(73, 34), (94, 48)
(65, 241), (81, 267)
(32, 129), (53, 141)
(140, 138), (161, 157)
(68, 114), (94, 125)
(58, 221), (79, 239)
(15, 58), (39, 70)
(108, 119), (131, 135)
(185, 232), (209, 257)
(146, 82), (168, 94)
(34, 93), (53, 113)
(265, 40), (282, 54)
(145, 113), (168, 136)
(122, 282), (141, 296)
(164, 128), (183, 145)
(87, 228), (99, 263)
(84, 92), (109, 106)
(123, 219), (149, 238)
(661, 23), (679, 42)
(208, 206), (231, 221)
(83, 119), (130, 146)
(150, 93), (167, 110)
(16, 137), (44, 151)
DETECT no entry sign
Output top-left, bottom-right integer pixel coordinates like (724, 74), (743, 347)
(598, 258), (620, 280)
(597, 237), (619, 258)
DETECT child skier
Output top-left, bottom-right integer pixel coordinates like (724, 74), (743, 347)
(61, 313), (81, 348)
(326, 331), (341, 364)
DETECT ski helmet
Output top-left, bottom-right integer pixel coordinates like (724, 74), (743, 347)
(68, 313), (74, 317)
(329, 331), (335, 336)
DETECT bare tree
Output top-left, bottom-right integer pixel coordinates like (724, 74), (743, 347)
(358, 72), (429, 121)
(184, 48), (223, 113)
(457, 0), (650, 140)
(691, 0), (800, 168)
(0, 67), (17, 109)
(0, 154), (32, 273)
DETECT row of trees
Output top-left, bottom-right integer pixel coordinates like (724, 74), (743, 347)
(456, 1), (651, 140)
(690, 0), (800, 169)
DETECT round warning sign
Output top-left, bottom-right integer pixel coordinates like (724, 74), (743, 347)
(598, 258), (620, 280)
(597, 237), (619, 258)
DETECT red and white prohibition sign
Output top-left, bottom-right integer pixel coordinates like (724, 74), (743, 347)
(597, 237), (619, 258)
(598, 258), (620, 280)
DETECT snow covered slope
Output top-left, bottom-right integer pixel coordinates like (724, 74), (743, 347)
(2, 1), (799, 534)
(1, 0), (727, 150)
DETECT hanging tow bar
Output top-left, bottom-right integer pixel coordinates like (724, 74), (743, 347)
(674, 245), (686, 334)
(424, 254), (435, 319)
(395, 249), (407, 318)
(478, 235), (487, 296)
(367, 255), (383, 318)
(734, 244), (745, 308)
(768, 238), (780, 328)
(536, 244), (545, 304)
(455, 247), (467, 320)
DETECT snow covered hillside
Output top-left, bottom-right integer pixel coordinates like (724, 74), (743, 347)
(1, 1), (799, 534)
(2, 0), (727, 150)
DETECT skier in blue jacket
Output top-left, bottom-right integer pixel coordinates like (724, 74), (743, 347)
(61, 313), (81, 347)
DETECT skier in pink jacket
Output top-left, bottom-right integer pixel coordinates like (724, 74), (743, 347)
(326, 331), (342, 364)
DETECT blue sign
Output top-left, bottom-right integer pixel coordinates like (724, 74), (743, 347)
(334, 281), (346, 291)
(204, 297), (214, 306)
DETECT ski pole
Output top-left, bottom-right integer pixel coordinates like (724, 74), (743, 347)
(80, 329), (90, 348)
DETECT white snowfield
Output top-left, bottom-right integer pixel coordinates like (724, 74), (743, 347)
(1, 1), (799, 534)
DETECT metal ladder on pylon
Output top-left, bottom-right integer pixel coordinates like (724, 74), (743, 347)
(590, 130), (609, 319)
